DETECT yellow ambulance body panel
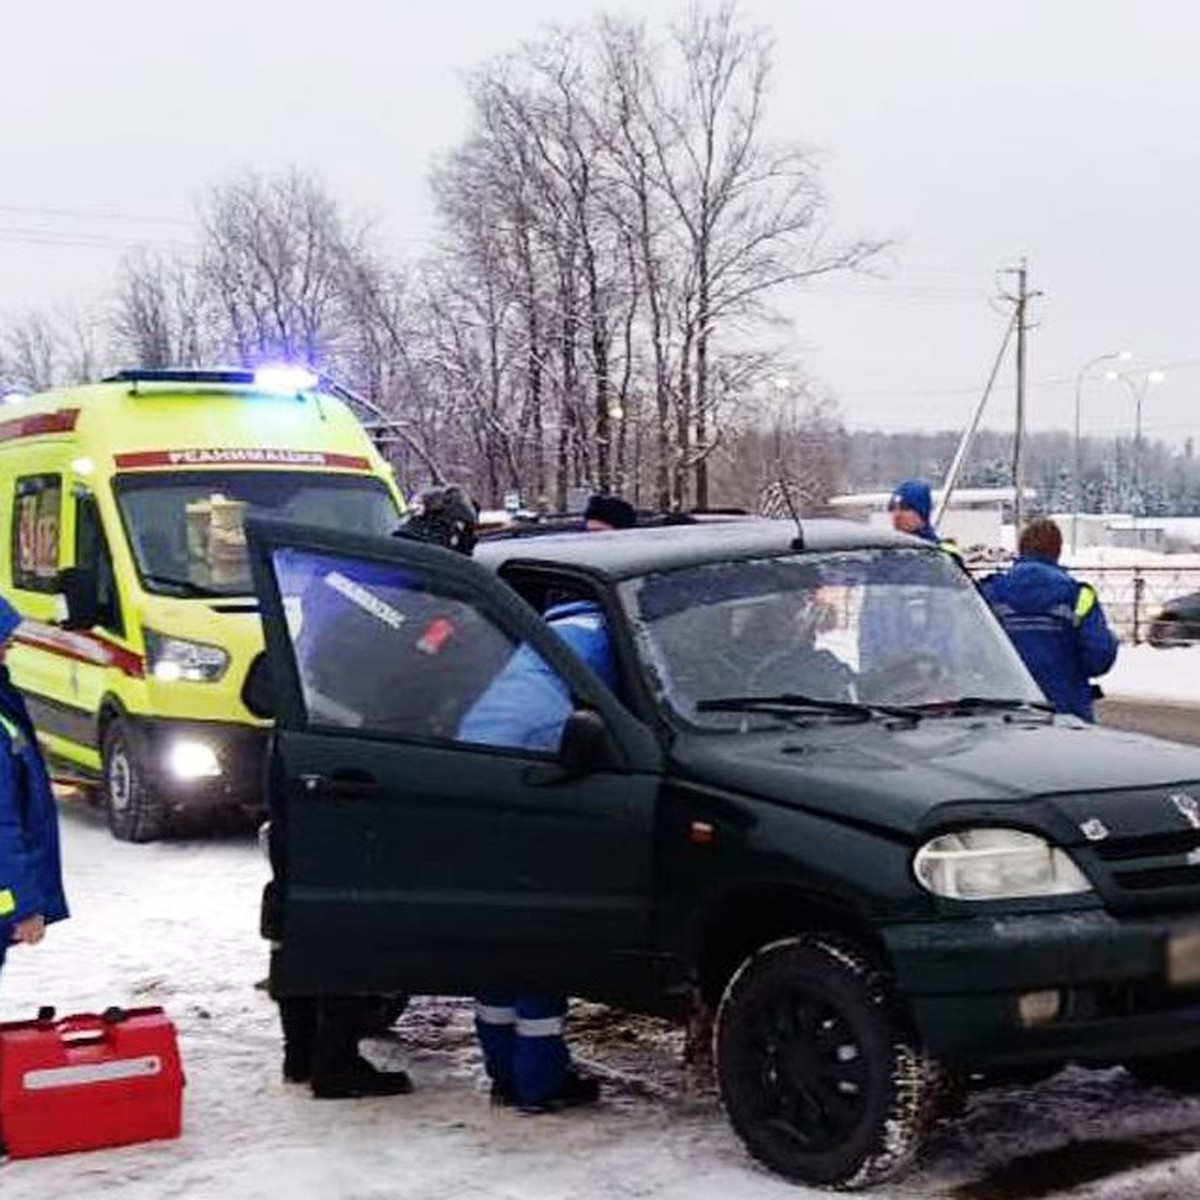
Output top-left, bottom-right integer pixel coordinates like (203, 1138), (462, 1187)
(0, 369), (403, 840)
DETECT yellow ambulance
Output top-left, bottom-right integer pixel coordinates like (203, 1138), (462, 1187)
(0, 367), (403, 840)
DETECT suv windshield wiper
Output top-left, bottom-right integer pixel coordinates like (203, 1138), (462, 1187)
(909, 696), (1054, 718)
(696, 694), (920, 723)
(140, 573), (226, 598)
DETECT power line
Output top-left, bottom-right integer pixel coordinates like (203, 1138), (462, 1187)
(0, 203), (192, 227)
(0, 227), (191, 251)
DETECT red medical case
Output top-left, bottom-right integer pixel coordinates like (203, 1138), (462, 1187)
(0, 1005), (184, 1159)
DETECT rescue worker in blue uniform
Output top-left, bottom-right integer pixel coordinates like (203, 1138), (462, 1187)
(859, 478), (963, 686)
(462, 492), (634, 1113)
(0, 594), (68, 986)
(462, 599), (613, 1111)
(884, 479), (948, 549)
(980, 517), (1118, 721)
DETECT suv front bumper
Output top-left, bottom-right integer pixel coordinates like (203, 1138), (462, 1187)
(884, 909), (1200, 1067)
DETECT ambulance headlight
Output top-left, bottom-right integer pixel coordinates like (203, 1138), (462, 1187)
(144, 630), (230, 683)
(166, 740), (221, 780)
(913, 828), (1092, 900)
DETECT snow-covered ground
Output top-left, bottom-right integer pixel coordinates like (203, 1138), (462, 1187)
(1104, 643), (1200, 706)
(6, 792), (1200, 1198)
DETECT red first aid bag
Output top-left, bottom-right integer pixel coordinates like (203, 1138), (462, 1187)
(0, 1005), (184, 1158)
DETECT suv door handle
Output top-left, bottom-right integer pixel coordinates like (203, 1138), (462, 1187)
(300, 770), (383, 799)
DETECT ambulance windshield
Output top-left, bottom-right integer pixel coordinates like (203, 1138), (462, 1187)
(114, 470), (401, 597)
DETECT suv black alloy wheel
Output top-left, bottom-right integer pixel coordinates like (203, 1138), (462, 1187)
(715, 936), (936, 1189)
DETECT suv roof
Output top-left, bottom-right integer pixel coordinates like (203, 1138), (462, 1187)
(473, 517), (924, 582)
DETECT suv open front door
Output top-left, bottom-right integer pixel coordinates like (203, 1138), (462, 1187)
(247, 518), (663, 1000)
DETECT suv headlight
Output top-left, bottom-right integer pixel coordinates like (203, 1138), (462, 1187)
(913, 827), (1092, 900)
(144, 629), (230, 683)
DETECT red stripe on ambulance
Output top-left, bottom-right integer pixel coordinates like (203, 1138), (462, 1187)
(113, 448), (371, 470)
(14, 620), (145, 679)
(0, 409), (81, 444)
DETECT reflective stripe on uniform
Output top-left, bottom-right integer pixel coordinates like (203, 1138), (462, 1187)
(1075, 585), (1097, 622)
(515, 1015), (564, 1038)
(0, 888), (14, 917)
(474, 1003), (516, 1026)
(0, 713), (23, 750)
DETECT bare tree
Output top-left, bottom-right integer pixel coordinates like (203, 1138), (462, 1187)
(0, 307), (109, 392)
(199, 171), (360, 369)
(112, 249), (210, 368)
(649, 5), (881, 506)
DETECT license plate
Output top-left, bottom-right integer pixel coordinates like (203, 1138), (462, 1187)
(1167, 929), (1200, 986)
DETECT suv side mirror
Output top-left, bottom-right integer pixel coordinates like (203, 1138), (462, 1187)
(558, 708), (622, 777)
(59, 567), (100, 631)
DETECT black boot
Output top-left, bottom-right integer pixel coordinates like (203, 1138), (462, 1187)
(278, 995), (317, 1084)
(310, 997), (412, 1099)
(310, 1052), (414, 1099)
(518, 1068), (600, 1114)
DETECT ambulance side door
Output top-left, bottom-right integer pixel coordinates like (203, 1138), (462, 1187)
(6, 467), (71, 725)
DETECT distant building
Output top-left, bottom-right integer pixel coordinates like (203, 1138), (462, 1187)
(1052, 513), (1167, 553)
(827, 486), (1037, 550)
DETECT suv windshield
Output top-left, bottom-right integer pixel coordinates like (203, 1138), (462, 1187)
(115, 470), (401, 597)
(621, 548), (1042, 729)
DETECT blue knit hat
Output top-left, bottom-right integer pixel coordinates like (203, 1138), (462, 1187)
(888, 479), (932, 523)
(0, 595), (20, 643)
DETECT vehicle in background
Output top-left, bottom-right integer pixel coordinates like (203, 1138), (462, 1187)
(0, 367), (402, 841)
(1148, 590), (1200, 647)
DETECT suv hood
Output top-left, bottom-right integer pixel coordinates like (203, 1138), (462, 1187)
(675, 718), (1200, 839)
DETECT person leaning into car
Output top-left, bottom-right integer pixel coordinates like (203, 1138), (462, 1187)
(465, 492), (634, 1113)
(980, 517), (1119, 722)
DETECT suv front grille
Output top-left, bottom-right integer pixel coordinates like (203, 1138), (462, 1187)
(1087, 831), (1200, 913)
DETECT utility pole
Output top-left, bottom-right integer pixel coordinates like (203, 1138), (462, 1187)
(999, 260), (1040, 533)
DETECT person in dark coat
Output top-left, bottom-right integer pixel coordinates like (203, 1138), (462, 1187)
(980, 517), (1119, 721)
(0, 594), (68, 983)
(583, 493), (636, 532)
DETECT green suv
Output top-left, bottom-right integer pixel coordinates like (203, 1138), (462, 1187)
(249, 516), (1200, 1189)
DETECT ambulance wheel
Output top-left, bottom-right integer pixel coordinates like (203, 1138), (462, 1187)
(102, 722), (166, 843)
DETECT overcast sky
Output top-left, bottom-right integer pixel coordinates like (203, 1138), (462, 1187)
(4, 0), (1198, 446)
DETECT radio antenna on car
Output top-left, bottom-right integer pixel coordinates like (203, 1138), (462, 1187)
(776, 473), (805, 550)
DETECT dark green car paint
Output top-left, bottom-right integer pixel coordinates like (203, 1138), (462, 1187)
(248, 516), (1200, 1072)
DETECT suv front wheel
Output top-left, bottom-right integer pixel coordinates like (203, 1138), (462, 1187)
(714, 936), (936, 1190)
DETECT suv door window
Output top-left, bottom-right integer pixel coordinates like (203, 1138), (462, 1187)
(74, 493), (122, 634)
(273, 546), (575, 751)
(250, 525), (660, 998)
(11, 474), (62, 593)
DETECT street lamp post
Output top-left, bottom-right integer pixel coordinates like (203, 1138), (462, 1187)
(1072, 350), (1130, 555)
(1106, 367), (1166, 524)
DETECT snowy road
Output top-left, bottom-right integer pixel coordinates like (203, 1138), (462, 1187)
(6, 803), (1200, 1197)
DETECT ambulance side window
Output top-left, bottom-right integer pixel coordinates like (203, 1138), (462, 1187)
(11, 474), (63, 594)
(75, 495), (122, 635)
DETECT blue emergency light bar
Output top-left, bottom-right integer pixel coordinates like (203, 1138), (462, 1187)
(102, 367), (320, 395)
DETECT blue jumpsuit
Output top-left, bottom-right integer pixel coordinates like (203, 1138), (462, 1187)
(980, 554), (1119, 721)
(459, 600), (616, 1108)
(0, 596), (68, 978)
